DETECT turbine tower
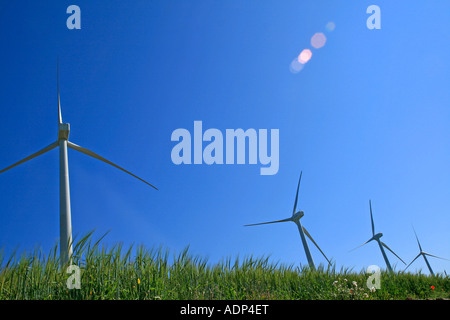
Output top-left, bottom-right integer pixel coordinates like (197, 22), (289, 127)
(403, 227), (449, 276)
(351, 200), (405, 272)
(0, 61), (158, 266)
(244, 171), (331, 270)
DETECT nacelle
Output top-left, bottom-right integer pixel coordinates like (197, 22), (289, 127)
(58, 123), (70, 140)
(293, 210), (304, 220)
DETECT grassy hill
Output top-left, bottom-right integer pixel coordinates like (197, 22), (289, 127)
(1, 232), (448, 300)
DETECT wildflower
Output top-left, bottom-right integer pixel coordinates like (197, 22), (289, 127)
(138, 278), (141, 285)
(431, 286), (435, 290)
(333, 280), (338, 286)
(352, 281), (358, 287)
(369, 287), (376, 293)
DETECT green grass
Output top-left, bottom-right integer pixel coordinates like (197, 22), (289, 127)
(0, 231), (449, 300)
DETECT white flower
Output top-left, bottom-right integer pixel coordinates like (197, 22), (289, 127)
(352, 281), (358, 287)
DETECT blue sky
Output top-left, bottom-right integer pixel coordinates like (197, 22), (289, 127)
(0, 1), (449, 275)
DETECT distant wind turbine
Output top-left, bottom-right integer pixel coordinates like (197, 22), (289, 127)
(403, 227), (449, 276)
(351, 200), (405, 272)
(244, 171), (331, 270)
(0, 61), (157, 266)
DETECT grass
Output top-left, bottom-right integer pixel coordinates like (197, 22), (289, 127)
(0, 231), (449, 300)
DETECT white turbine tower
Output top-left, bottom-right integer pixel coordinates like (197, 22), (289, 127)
(403, 227), (449, 276)
(244, 172), (331, 270)
(0, 62), (158, 266)
(351, 200), (405, 272)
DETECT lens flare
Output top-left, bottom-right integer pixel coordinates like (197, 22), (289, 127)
(289, 58), (304, 73)
(311, 32), (327, 49)
(289, 22), (335, 74)
(298, 49), (312, 64)
(325, 21), (335, 32)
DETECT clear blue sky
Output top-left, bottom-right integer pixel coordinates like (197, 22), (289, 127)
(0, 1), (449, 275)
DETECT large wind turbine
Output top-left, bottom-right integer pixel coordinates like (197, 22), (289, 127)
(0, 62), (157, 266)
(351, 200), (405, 272)
(403, 227), (449, 276)
(244, 172), (331, 270)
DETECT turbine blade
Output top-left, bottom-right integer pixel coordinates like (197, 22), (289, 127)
(381, 241), (406, 265)
(0, 142), (58, 174)
(57, 58), (62, 124)
(423, 252), (450, 261)
(349, 238), (373, 252)
(302, 226), (331, 265)
(67, 141), (158, 190)
(369, 200), (375, 236)
(244, 217), (292, 227)
(292, 171), (302, 215)
(412, 226), (423, 252)
(404, 253), (422, 272)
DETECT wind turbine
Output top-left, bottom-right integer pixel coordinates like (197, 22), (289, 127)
(244, 171), (331, 270)
(403, 227), (449, 276)
(351, 200), (405, 272)
(0, 61), (157, 266)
